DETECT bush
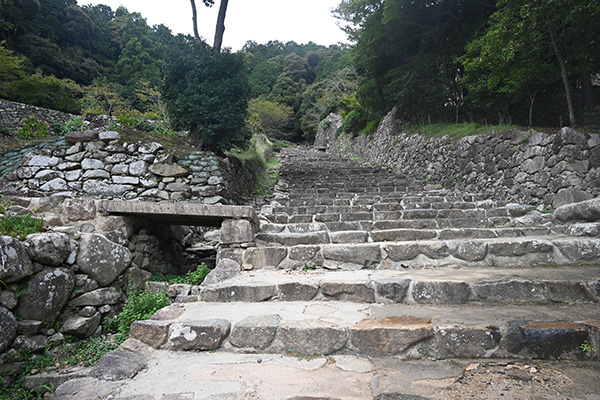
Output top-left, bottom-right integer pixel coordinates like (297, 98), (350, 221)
(248, 97), (293, 139)
(112, 288), (170, 335)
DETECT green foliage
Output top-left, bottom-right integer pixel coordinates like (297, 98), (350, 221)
(0, 43), (25, 96)
(54, 115), (83, 135)
(10, 72), (82, 114)
(580, 340), (596, 353)
(186, 263), (212, 286)
(149, 272), (188, 284)
(148, 263), (212, 285)
(113, 287), (170, 335)
(16, 115), (49, 139)
(363, 118), (381, 135)
(248, 97), (294, 139)
(151, 122), (178, 137)
(162, 40), (251, 152)
(334, 0), (496, 122)
(0, 211), (44, 239)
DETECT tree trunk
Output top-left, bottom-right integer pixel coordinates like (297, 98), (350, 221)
(213, 0), (229, 53)
(190, 0), (203, 46)
(528, 88), (538, 128)
(548, 24), (576, 127)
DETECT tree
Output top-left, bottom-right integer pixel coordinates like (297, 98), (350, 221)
(462, 0), (600, 127)
(460, 6), (557, 126)
(248, 97), (293, 139)
(0, 43), (25, 96)
(162, 38), (250, 152)
(335, 0), (496, 123)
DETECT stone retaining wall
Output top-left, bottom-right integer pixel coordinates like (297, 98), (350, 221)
(0, 130), (261, 205)
(0, 99), (77, 135)
(0, 192), (256, 354)
(326, 109), (600, 208)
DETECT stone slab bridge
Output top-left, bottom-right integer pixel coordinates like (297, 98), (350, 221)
(98, 200), (258, 246)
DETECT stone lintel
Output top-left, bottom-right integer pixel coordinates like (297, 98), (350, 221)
(98, 200), (258, 227)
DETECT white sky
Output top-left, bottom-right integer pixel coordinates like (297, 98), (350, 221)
(78, 0), (349, 51)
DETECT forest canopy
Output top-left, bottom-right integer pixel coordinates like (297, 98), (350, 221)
(1, 0), (599, 149)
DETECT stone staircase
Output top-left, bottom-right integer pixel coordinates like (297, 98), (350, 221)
(131, 147), (600, 364)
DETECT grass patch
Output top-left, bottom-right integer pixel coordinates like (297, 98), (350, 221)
(406, 122), (520, 139)
(0, 196), (44, 239)
(255, 157), (280, 197)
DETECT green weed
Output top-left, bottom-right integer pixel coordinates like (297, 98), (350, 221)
(148, 263), (212, 286)
(580, 340), (595, 353)
(16, 115), (50, 139)
(186, 263), (212, 286)
(54, 115), (83, 135)
(0, 334), (126, 400)
(255, 157), (280, 197)
(112, 288), (170, 335)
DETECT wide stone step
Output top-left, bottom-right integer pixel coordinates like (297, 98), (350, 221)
(255, 227), (556, 246)
(131, 301), (599, 360)
(262, 207), (542, 228)
(187, 268), (599, 305)
(240, 237), (600, 270)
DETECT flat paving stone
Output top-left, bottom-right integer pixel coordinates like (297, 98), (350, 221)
(111, 350), (600, 400)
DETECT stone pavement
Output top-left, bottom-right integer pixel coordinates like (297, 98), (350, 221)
(52, 341), (600, 399)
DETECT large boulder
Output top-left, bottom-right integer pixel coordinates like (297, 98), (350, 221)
(16, 268), (75, 323)
(0, 306), (17, 352)
(76, 234), (132, 286)
(25, 232), (71, 266)
(554, 198), (600, 223)
(0, 236), (34, 283)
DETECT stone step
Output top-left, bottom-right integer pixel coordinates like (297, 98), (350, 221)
(260, 214), (547, 232)
(255, 227), (557, 246)
(131, 300), (599, 361)
(188, 268), (600, 305)
(240, 237), (600, 270)
(262, 205), (540, 229)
